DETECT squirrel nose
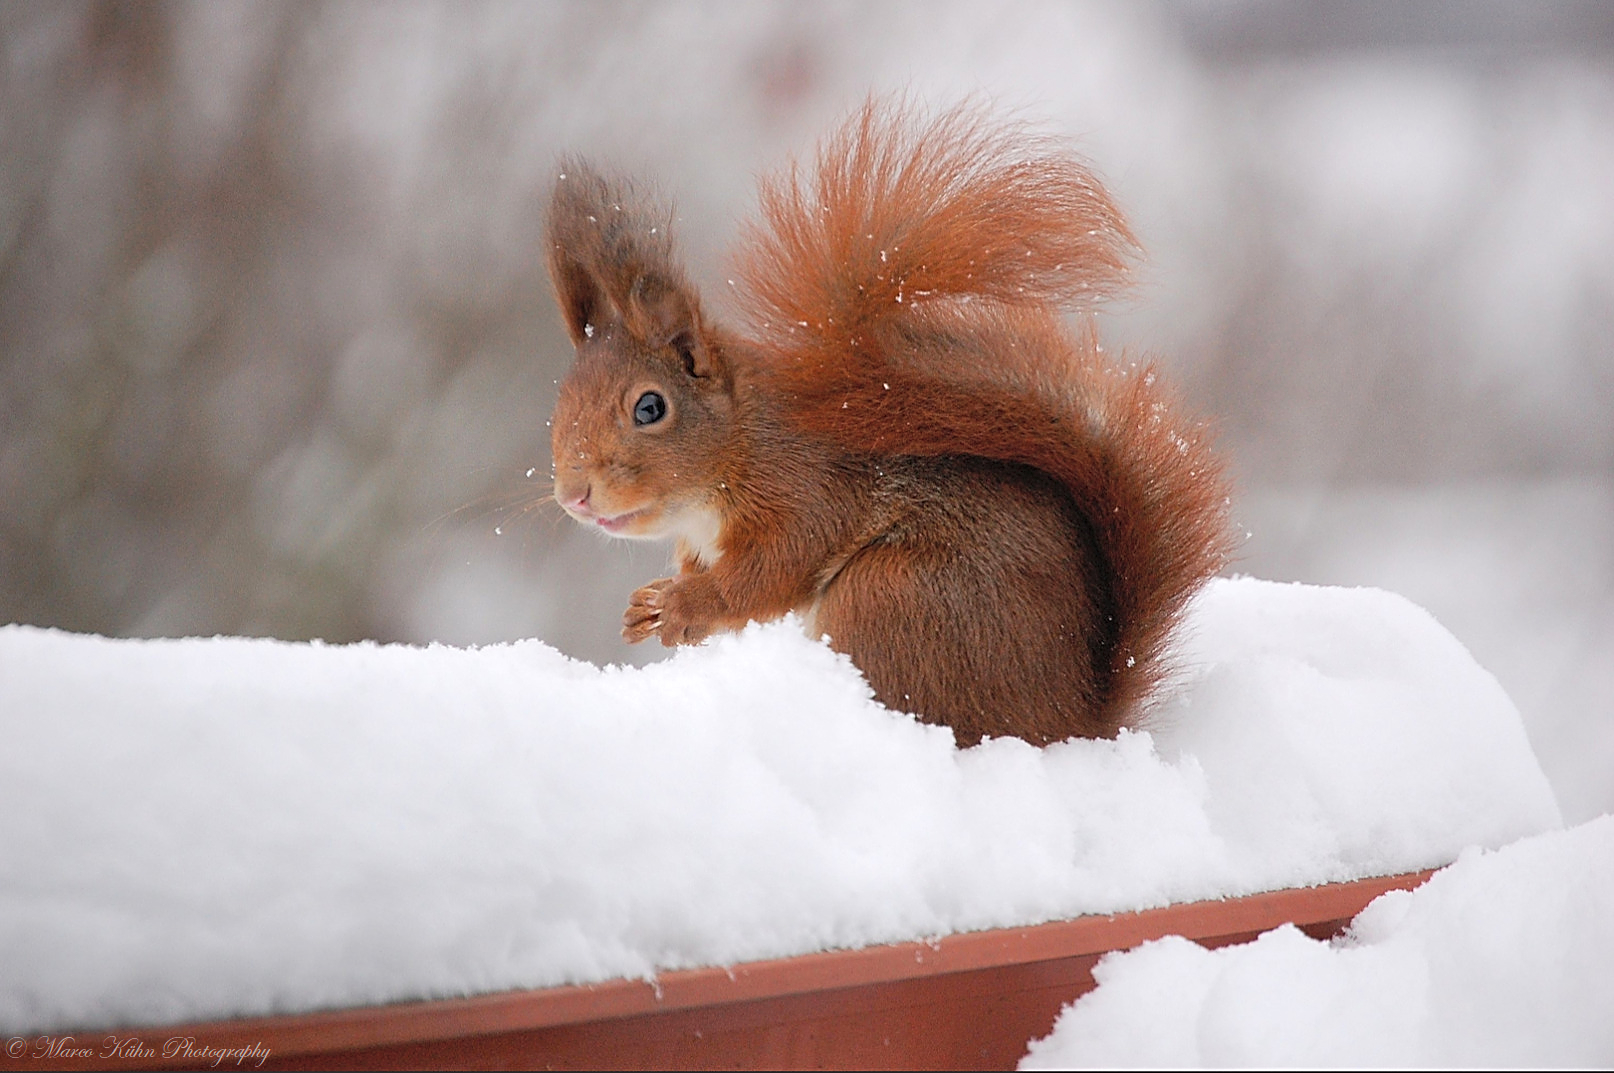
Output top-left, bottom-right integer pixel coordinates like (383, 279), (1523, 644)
(561, 485), (593, 516)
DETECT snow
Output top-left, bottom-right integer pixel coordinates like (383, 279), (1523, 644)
(1021, 814), (1614, 1068)
(0, 578), (1561, 1034)
(1239, 480), (1614, 826)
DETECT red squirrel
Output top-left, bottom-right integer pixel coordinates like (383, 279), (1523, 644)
(546, 100), (1234, 747)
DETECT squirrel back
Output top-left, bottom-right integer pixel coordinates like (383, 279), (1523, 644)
(547, 99), (1234, 742)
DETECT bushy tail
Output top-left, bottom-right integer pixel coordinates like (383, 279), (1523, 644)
(734, 97), (1137, 357)
(734, 99), (1234, 727)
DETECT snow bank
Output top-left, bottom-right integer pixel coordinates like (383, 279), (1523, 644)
(1021, 814), (1614, 1068)
(0, 578), (1559, 1032)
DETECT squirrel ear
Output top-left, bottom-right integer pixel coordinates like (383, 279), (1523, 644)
(626, 275), (723, 379)
(548, 248), (611, 347)
(546, 161), (722, 375)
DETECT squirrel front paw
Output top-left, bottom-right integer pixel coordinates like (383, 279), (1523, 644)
(623, 577), (717, 647)
(622, 577), (673, 644)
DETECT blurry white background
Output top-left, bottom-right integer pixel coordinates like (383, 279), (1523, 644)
(2, 0), (1609, 821)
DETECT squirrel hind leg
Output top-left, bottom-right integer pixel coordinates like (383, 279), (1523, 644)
(814, 460), (1115, 747)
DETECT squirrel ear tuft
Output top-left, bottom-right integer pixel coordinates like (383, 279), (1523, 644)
(547, 160), (713, 365)
(547, 162), (618, 347)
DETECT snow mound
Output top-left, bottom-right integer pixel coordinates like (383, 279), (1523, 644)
(1021, 814), (1614, 1068)
(0, 578), (1560, 1032)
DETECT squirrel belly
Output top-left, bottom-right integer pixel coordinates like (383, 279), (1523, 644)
(545, 99), (1235, 747)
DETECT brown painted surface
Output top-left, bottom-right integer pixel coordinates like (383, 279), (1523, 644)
(4, 869), (1434, 1071)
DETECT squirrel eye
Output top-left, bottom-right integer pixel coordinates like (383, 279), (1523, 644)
(633, 390), (667, 426)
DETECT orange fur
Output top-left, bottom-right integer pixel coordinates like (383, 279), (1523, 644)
(546, 99), (1234, 745)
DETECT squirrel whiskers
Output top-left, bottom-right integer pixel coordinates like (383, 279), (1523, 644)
(546, 99), (1234, 746)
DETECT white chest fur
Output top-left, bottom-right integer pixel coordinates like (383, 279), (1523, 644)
(669, 503), (724, 569)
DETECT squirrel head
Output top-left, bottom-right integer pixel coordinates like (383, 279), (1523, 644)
(546, 163), (735, 555)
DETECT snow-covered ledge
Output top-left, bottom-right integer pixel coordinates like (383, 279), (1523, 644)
(0, 578), (1560, 1035)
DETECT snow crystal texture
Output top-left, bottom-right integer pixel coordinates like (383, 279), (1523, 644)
(0, 578), (1561, 1032)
